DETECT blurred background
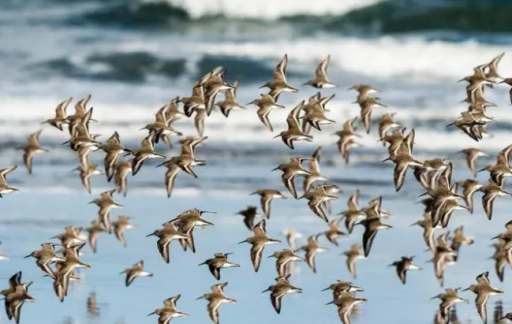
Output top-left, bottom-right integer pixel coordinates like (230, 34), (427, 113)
(1, 1), (512, 324)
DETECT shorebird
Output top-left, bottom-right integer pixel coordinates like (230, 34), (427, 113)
(51, 226), (85, 247)
(489, 241), (507, 282)
(272, 157), (311, 199)
(299, 185), (338, 222)
(215, 80), (245, 117)
(297, 234), (328, 273)
(85, 219), (105, 253)
(321, 280), (364, 299)
(484, 52), (505, 83)
(24, 243), (64, 279)
(72, 163), (102, 194)
(326, 291), (367, 324)
(180, 82), (206, 117)
(262, 274), (302, 314)
(282, 229), (303, 251)
(0, 165), (19, 197)
(1, 271), (37, 324)
(348, 84), (380, 102)
(430, 232), (457, 287)
(259, 54), (298, 101)
(430, 288), (469, 323)
(146, 222), (190, 264)
(322, 218), (347, 246)
(199, 253), (240, 280)
(388, 256), (422, 284)
(302, 146), (328, 192)
(304, 55), (336, 88)
(100, 131), (131, 181)
(42, 97), (71, 131)
(126, 134), (166, 175)
(457, 179), (484, 213)
(112, 216), (135, 247)
(53, 242), (91, 300)
(450, 226), (474, 261)
(196, 282), (236, 324)
(479, 180), (512, 220)
(338, 190), (366, 234)
(411, 213), (438, 253)
(378, 113), (401, 145)
(236, 206), (261, 231)
(22, 130), (49, 174)
(120, 260), (153, 287)
(249, 93), (285, 132)
(141, 105), (182, 143)
(238, 220), (280, 272)
(200, 67), (233, 116)
(148, 295), (189, 324)
(274, 100), (313, 149)
(356, 199), (393, 257)
(267, 249), (304, 277)
(89, 189), (124, 234)
(342, 244), (365, 279)
(250, 189), (286, 219)
(355, 97), (387, 134)
(463, 271), (505, 324)
(321, 183), (342, 215)
(113, 159), (132, 197)
(383, 152), (424, 192)
(166, 208), (215, 253)
(457, 148), (488, 177)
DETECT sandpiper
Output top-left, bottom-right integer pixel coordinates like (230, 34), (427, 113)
(388, 256), (422, 284)
(262, 274), (302, 314)
(236, 206), (261, 231)
(356, 97), (387, 134)
(457, 148), (488, 177)
(199, 253), (240, 280)
(248, 94), (285, 132)
(267, 249), (304, 277)
(322, 218), (347, 246)
(259, 54), (298, 101)
(463, 271), (505, 324)
(24, 243), (64, 279)
(348, 84), (380, 102)
(166, 208), (215, 253)
(112, 216), (135, 247)
(54, 242), (91, 300)
(430, 288), (469, 323)
(356, 202), (393, 257)
(300, 185), (338, 222)
(411, 213), (438, 252)
(0, 165), (19, 198)
(148, 295), (189, 324)
(326, 291), (367, 324)
(274, 100), (313, 149)
(450, 226), (474, 261)
(378, 113), (401, 145)
(321, 184), (342, 215)
(250, 189), (287, 219)
(51, 226), (85, 247)
(196, 282), (236, 324)
(72, 163), (102, 194)
(180, 82), (206, 117)
(282, 229), (303, 251)
(302, 146), (328, 193)
(215, 80), (245, 117)
(304, 55), (336, 88)
(342, 244), (365, 279)
(146, 223), (190, 264)
(321, 280), (363, 299)
(383, 152), (424, 192)
(42, 97), (71, 131)
(114, 159), (132, 197)
(479, 180), (512, 220)
(85, 219), (105, 254)
(272, 157), (311, 199)
(238, 220), (281, 272)
(297, 234), (328, 273)
(22, 130), (49, 174)
(120, 260), (153, 287)
(2, 272), (37, 324)
(338, 190), (365, 234)
(484, 52), (505, 83)
(126, 134), (166, 176)
(100, 131), (131, 182)
(457, 179), (484, 213)
(89, 189), (124, 234)
(430, 232), (457, 287)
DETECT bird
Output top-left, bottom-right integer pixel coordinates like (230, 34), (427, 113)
(297, 234), (328, 273)
(236, 206), (261, 231)
(112, 216), (135, 247)
(267, 249), (304, 277)
(146, 223), (190, 264)
(148, 295), (189, 324)
(272, 157), (311, 199)
(120, 260), (153, 287)
(259, 54), (298, 101)
(0, 165), (19, 197)
(198, 253), (240, 280)
(250, 189), (287, 219)
(262, 274), (302, 314)
(22, 130), (49, 174)
(342, 244), (365, 279)
(388, 256), (422, 285)
(326, 290), (367, 324)
(304, 55), (336, 88)
(430, 288), (469, 323)
(238, 220), (281, 272)
(196, 282), (236, 324)
(89, 189), (124, 234)
(463, 271), (505, 324)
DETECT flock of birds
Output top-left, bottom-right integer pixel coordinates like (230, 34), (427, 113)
(2, 52), (512, 324)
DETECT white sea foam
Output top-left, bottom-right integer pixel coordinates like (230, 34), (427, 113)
(149, 0), (381, 19)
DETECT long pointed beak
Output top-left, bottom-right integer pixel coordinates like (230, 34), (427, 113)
(200, 210), (216, 214)
(271, 167), (279, 172)
(146, 233), (155, 237)
(326, 301), (334, 305)
(195, 296), (203, 300)
(321, 287), (330, 292)
(24, 254), (32, 259)
(462, 288), (469, 292)
(147, 311), (156, 316)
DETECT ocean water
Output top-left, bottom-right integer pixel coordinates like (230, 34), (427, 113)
(1, 0), (512, 323)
